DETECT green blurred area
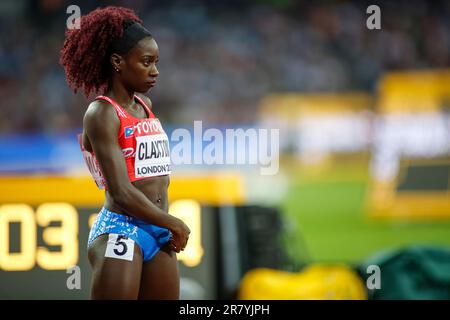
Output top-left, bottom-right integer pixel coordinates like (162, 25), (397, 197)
(280, 159), (450, 265)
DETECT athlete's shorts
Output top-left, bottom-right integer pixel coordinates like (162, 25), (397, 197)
(87, 207), (172, 261)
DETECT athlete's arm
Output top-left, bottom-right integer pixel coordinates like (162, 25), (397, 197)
(83, 100), (189, 252)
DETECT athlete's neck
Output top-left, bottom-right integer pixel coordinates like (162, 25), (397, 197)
(106, 78), (135, 110)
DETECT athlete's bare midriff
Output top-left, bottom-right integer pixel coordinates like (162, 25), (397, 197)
(105, 176), (170, 214)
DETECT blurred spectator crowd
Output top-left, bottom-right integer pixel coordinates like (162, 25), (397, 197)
(0, 0), (449, 134)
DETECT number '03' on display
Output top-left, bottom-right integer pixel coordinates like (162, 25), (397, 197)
(0, 203), (78, 271)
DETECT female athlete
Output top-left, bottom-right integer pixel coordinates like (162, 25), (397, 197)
(60, 6), (190, 299)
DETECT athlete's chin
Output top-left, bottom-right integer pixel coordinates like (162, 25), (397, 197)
(137, 83), (155, 93)
(136, 86), (152, 94)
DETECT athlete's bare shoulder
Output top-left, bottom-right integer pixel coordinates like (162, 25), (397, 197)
(84, 98), (120, 122)
(136, 93), (153, 110)
(83, 99), (120, 135)
(85, 99), (117, 118)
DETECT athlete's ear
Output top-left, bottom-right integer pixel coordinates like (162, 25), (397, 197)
(110, 53), (124, 73)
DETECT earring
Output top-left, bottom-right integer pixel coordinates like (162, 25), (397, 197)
(115, 68), (119, 72)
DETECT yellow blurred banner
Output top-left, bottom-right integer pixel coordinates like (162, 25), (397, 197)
(259, 92), (372, 121)
(377, 70), (450, 113)
(0, 172), (246, 206)
(238, 264), (367, 300)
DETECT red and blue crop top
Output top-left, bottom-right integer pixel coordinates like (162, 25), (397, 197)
(79, 95), (171, 190)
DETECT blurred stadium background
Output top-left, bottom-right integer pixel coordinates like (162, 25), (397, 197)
(0, 0), (449, 299)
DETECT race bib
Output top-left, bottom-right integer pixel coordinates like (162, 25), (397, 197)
(105, 234), (135, 261)
(135, 133), (171, 178)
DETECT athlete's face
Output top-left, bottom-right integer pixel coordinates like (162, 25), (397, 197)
(120, 37), (159, 93)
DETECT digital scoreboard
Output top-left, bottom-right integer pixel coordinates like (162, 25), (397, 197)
(0, 174), (288, 299)
(0, 174), (242, 299)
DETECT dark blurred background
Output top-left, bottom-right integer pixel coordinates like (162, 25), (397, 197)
(0, 0), (448, 133)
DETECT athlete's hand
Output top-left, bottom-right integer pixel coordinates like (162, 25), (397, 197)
(168, 217), (190, 253)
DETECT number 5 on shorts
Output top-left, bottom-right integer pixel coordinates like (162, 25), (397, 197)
(105, 234), (135, 261)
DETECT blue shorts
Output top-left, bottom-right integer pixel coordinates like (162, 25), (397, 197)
(87, 207), (172, 261)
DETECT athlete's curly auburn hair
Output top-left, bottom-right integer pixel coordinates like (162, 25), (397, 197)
(60, 6), (142, 97)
